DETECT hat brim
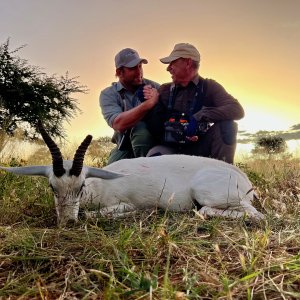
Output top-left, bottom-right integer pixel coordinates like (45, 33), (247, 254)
(160, 55), (181, 64)
(123, 58), (148, 68)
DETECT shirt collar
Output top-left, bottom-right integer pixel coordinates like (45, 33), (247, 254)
(191, 75), (200, 86)
(170, 75), (200, 90)
(116, 80), (146, 93)
(116, 81), (125, 92)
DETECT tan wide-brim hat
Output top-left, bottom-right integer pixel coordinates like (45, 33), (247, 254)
(160, 43), (200, 64)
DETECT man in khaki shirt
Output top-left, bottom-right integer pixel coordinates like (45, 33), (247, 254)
(100, 48), (159, 164)
(145, 43), (244, 163)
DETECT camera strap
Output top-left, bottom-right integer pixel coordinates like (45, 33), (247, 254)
(115, 84), (146, 149)
(115, 89), (132, 150)
(167, 85), (177, 111)
(118, 89), (127, 112)
(167, 78), (207, 118)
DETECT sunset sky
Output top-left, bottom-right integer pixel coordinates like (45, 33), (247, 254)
(1, 0), (299, 149)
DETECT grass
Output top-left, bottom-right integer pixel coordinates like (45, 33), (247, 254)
(0, 153), (299, 299)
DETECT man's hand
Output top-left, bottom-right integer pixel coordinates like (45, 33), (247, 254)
(185, 116), (198, 136)
(143, 85), (159, 107)
(184, 116), (200, 142)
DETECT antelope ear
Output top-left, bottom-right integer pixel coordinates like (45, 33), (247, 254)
(0, 165), (51, 177)
(85, 167), (126, 179)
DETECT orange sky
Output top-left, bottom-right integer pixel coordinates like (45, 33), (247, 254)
(1, 0), (299, 143)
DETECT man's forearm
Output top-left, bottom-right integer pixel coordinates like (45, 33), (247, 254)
(113, 87), (159, 132)
(112, 100), (154, 132)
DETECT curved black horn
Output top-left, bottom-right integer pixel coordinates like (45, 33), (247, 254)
(69, 135), (93, 177)
(37, 120), (65, 177)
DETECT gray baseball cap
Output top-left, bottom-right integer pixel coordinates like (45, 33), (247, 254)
(115, 48), (148, 69)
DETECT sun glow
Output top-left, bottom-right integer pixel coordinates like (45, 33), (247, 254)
(238, 106), (294, 133)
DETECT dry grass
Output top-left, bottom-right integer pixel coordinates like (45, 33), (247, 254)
(0, 152), (299, 299)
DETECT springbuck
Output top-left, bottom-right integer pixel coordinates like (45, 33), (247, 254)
(0, 122), (264, 226)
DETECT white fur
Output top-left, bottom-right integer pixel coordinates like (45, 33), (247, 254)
(1, 155), (264, 226)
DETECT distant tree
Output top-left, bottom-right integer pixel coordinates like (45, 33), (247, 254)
(252, 135), (287, 157)
(86, 136), (114, 167)
(0, 39), (87, 139)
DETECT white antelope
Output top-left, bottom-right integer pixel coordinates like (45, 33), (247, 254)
(0, 122), (264, 226)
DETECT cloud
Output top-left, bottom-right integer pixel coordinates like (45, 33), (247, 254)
(278, 131), (300, 140)
(238, 123), (300, 143)
(290, 124), (300, 130)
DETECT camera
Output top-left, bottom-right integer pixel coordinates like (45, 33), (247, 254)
(164, 113), (210, 144)
(164, 114), (189, 144)
(198, 122), (211, 134)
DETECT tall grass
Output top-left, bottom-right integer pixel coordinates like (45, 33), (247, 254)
(0, 147), (299, 299)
